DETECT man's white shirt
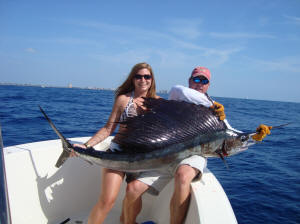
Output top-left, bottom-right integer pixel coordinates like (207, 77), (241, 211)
(168, 85), (242, 133)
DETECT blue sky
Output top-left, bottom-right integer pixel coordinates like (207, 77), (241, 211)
(1, 0), (300, 102)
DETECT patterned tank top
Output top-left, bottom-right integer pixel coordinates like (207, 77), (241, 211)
(110, 92), (137, 152)
(119, 92), (138, 122)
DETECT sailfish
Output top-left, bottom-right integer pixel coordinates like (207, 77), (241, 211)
(39, 98), (285, 172)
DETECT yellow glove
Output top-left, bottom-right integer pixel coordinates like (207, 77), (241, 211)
(210, 101), (226, 121)
(252, 124), (272, 141)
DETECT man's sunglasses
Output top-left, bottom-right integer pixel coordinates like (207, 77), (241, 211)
(134, 74), (152, 80)
(192, 76), (209, 85)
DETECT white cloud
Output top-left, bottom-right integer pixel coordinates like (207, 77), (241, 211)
(284, 15), (300, 25)
(25, 48), (36, 53)
(252, 56), (300, 73)
(92, 50), (152, 65)
(66, 19), (243, 64)
(34, 37), (103, 47)
(39, 18), (245, 73)
(258, 17), (270, 26)
(209, 32), (275, 39)
(164, 18), (202, 39)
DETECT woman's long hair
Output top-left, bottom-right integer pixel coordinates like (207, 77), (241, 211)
(115, 62), (157, 98)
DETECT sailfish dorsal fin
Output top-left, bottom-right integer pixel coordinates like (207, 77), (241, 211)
(114, 98), (226, 153)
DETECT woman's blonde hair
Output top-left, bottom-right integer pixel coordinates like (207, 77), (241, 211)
(115, 62), (157, 98)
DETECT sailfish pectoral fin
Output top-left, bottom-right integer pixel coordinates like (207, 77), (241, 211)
(217, 152), (229, 169)
(218, 140), (229, 169)
(39, 105), (73, 168)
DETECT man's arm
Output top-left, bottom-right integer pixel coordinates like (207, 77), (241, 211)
(168, 85), (241, 131)
(168, 85), (213, 107)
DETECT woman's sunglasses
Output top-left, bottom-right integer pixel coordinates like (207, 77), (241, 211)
(192, 76), (209, 85)
(134, 74), (152, 80)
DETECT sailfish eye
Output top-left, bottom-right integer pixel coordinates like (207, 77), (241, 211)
(240, 135), (248, 142)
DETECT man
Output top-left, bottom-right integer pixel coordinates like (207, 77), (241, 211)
(168, 66), (225, 224)
(121, 66), (271, 224)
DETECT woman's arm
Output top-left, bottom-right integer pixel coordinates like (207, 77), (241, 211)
(80, 95), (126, 148)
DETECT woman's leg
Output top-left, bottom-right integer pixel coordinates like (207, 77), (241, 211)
(121, 180), (149, 224)
(88, 168), (125, 224)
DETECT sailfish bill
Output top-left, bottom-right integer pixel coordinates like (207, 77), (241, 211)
(39, 106), (72, 168)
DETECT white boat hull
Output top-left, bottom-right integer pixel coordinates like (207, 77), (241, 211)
(3, 136), (237, 224)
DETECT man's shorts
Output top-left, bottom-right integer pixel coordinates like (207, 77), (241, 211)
(129, 155), (207, 195)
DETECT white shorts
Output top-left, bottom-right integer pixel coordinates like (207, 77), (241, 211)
(110, 141), (123, 152)
(132, 155), (207, 195)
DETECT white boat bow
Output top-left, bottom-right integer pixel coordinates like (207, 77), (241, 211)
(2, 136), (237, 224)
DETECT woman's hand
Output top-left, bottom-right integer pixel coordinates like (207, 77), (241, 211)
(70, 143), (87, 157)
(73, 143), (87, 148)
(134, 97), (147, 111)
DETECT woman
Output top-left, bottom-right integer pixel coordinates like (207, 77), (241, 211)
(75, 62), (159, 224)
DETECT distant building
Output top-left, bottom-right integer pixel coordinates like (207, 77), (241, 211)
(68, 83), (72, 88)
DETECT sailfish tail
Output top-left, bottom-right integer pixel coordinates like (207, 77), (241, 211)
(39, 106), (72, 168)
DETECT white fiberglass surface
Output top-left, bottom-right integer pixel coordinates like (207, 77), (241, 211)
(4, 137), (236, 224)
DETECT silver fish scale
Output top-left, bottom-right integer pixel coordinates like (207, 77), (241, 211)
(74, 130), (229, 172)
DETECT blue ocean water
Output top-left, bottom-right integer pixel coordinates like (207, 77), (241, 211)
(0, 85), (299, 224)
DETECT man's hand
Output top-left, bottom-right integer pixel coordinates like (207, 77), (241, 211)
(252, 124), (272, 141)
(210, 101), (226, 120)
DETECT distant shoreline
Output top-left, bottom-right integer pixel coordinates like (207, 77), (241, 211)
(0, 82), (168, 94)
(2, 83), (298, 103)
